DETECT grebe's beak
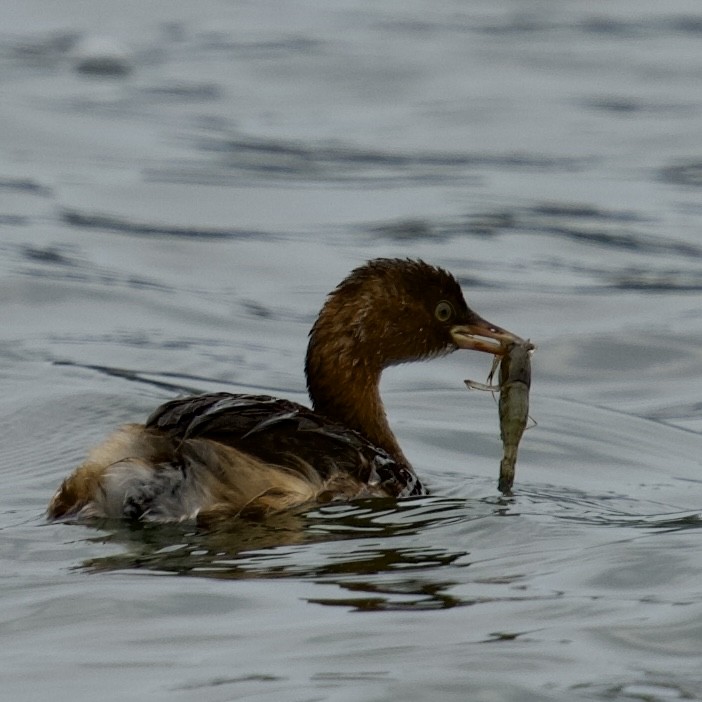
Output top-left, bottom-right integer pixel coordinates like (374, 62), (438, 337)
(451, 314), (523, 355)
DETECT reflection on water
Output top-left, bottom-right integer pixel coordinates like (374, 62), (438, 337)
(76, 484), (702, 619)
(76, 495), (570, 614)
(82, 497), (474, 613)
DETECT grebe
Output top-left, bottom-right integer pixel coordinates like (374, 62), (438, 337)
(48, 258), (519, 526)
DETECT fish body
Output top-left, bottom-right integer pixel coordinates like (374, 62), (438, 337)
(497, 341), (533, 494)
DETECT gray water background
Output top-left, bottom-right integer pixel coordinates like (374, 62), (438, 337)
(2, 1), (702, 700)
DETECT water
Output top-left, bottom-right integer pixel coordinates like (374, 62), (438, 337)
(2, 1), (702, 699)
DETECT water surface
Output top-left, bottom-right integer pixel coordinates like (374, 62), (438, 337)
(2, 1), (702, 700)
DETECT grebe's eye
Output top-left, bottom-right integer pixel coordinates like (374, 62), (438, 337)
(434, 300), (454, 322)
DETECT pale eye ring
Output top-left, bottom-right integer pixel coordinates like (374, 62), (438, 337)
(434, 300), (454, 322)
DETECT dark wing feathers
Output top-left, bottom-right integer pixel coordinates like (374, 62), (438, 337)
(146, 392), (282, 438)
(145, 392), (424, 496)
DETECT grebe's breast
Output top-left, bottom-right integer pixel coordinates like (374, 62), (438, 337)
(146, 392), (424, 498)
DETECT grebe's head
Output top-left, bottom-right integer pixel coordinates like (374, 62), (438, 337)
(307, 258), (520, 375)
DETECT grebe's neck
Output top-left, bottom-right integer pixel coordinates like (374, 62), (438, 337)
(305, 323), (409, 467)
(305, 257), (477, 467)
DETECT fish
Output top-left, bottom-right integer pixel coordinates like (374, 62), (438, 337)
(465, 339), (534, 495)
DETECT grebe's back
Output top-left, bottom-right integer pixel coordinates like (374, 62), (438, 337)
(48, 392), (422, 525)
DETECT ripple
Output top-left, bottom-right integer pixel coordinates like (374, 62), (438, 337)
(667, 15), (702, 35)
(523, 486), (702, 533)
(137, 81), (222, 102)
(524, 209), (698, 257)
(20, 245), (74, 266)
(0, 391), (119, 484)
(11, 240), (175, 294)
(151, 131), (587, 186)
(5, 30), (78, 66)
(364, 203), (702, 297)
(172, 674), (286, 692)
(53, 360), (206, 395)
(584, 95), (696, 117)
(608, 269), (702, 292)
(73, 36), (134, 77)
(0, 178), (53, 196)
(456, 202), (702, 260)
(660, 161), (702, 188)
(60, 208), (269, 240)
(367, 218), (439, 241)
(0, 215), (28, 226)
(195, 32), (323, 58)
(576, 679), (701, 700)
(579, 16), (645, 37)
